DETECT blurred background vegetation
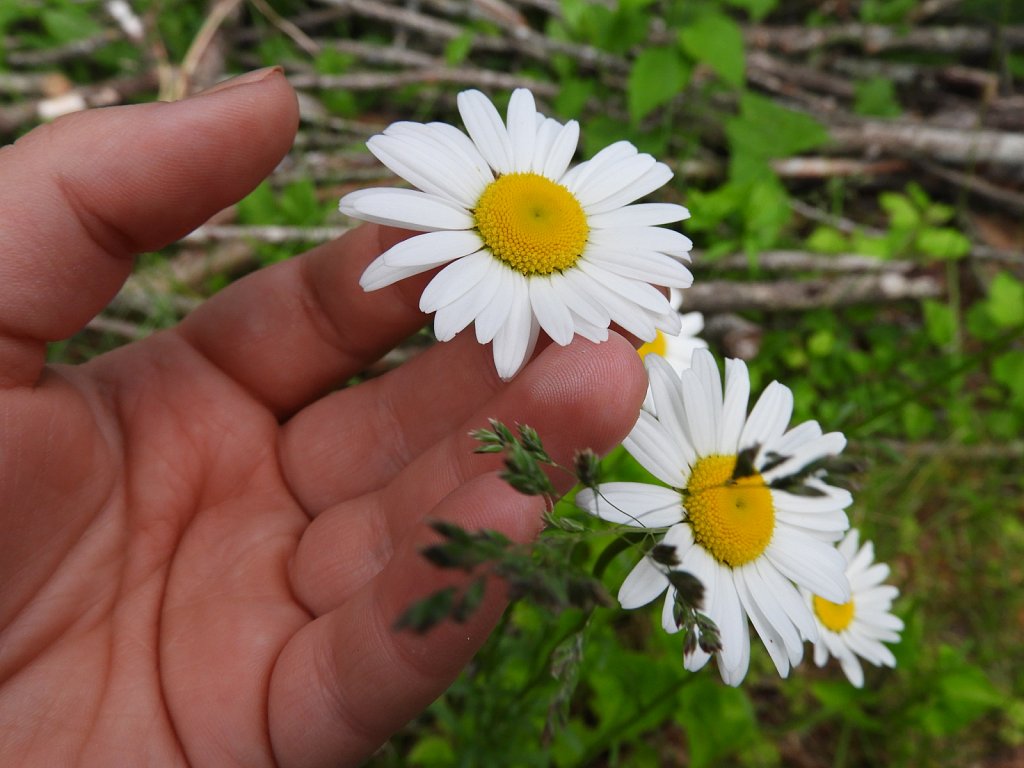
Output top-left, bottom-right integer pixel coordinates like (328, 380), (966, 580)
(3, 0), (1023, 765)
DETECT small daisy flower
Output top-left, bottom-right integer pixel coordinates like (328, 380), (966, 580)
(340, 88), (694, 379)
(638, 289), (707, 412)
(804, 528), (903, 688)
(577, 349), (852, 686)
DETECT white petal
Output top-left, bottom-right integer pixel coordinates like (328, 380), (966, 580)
(340, 188), (474, 232)
(769, 420), (823, 457)
(368, 135), (480, 208)
(474, 265), (515, 344)
(719, 357), (751, 454)
(563, 267), (658, 340)
(382, 122), (492, 198)
(506, 88), (537, 173)
(623, 410), (688, 488)
(563, 140), (637, 194)
(576, 260), (674, 316)
(678, 546), (717, 663)
(588, 203), (691, 229)
(740, 381), (794, 456)
(491, 275), (534, 379)
(588, 226), (694, 258)
(754, 557), (819, 642)
(645, 354), (698, 470)
(359, 255), (430, 291)
(382, 230), (483, 268)
(767, 528), (851, 604)
(838, 647), (866, 687)
(761, 432), (848, 484)
(529, 276), (575, 346)
(662, 588), (682, 636)
(735, 565), (793, 677)
(575, 153), (657, 209)
(569, 314), (609, 343)
(691, 348), (724, 451)
(530, 117), (561, 175)
(848, 538), (876, 576)
(457, 89), (514, 174)
(838, 528), (861, 562)
(679, 367), (717, 458)
(712, 569), (750, 683)
(543, 120), (580, 181)
(419, 250), (493, 313)
(583, 162), (673, 215)
(771, 488), (853, 516)
(576, 482), (684, 528)
(550, 271), (610, 328)
(431, 260), (503, 341)
(618, 557), (670, 609)
(582, 247), (694, 289)
(425, 121), (495, 185)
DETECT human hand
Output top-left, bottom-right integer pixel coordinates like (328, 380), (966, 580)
(0, 69), (646, 766)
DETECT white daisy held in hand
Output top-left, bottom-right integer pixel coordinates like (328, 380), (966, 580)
(805, 528), (903, 687)
(577, 349), (853, 686)
(340, 88), (694, 379)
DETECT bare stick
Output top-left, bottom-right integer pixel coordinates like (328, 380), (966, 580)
(288, 68), (558, 95)
(680, 273), (944, 312)
(745, 24), (1024, 54)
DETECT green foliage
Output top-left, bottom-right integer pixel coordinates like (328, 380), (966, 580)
(627, 46), (690, 124)
(725, 93), (829, 181)
(808, 183), (973, 262)
(854, 77), (902, 117)
(678, 12), (746, 87)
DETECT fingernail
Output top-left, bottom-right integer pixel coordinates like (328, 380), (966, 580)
(196, 66), (284, 97)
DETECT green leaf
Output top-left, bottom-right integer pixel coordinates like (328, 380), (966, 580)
(679, 13), (745, 87)
(627, 46), (690, 124)
(879, 192), (919, 229)
(993, 350), (1024, 405)
(677, 678), (765, 768)
(901, 401), (935, 439)
(915, 227), (972, 260)
(408, 735), (456, 766)
(725, 94), (828, 180)
(42, 8), (102, 44)
(922, 299), (956, 347)
(555, 77), (595, 119)
(854, 77), (902, 117)
(723, 0), (778, 21)
(444, 29), (474, 66)
(985, 271), (1024, 328)
(806, 226), (850, 254)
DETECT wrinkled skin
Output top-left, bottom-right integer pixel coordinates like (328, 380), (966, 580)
(0, 70), (646, 767)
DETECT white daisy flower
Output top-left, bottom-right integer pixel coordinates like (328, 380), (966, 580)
(339, 88), (694, 379)
(804, 528), (903, 688)
(638, 288), (707, 412)
(577, 349), (853, 686)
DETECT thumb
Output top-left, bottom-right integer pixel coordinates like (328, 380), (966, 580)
(0, 67), (298, 387)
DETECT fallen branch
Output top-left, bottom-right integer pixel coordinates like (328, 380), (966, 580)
(181, 224), (351, 244)
(288, 68), (557, 95)
(680, 273), (943, 312)
(745, 24), (1024, 54)
(829, 120), (1024, 167)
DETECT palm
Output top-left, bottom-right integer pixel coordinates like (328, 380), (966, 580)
(0, 74), (644, 766)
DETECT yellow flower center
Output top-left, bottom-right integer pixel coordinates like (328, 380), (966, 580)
(813, 595), (856, 632)
(474, 172), (589, 276)
(638, 331), (667, 360)
(684, 454), (775, 568)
